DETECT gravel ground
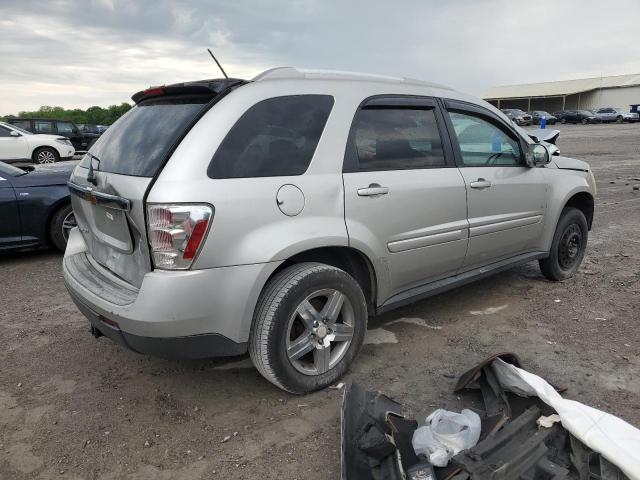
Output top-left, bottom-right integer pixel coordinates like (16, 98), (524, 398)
(1, 123), (639, 479)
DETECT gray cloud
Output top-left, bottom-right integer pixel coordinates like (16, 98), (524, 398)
(2, 0), (640, 113)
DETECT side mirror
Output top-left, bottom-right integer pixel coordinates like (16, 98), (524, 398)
(10, 130), (20, 137)
(526, 143), (550, 167)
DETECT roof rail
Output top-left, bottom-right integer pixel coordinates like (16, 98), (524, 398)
(252, 67), (453, 90)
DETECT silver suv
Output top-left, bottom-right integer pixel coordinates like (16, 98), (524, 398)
(63, 68), (596, 394)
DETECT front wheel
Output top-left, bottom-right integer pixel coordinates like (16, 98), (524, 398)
(581, 118), (589, 125)
(33, 147), (59, 164)
(249, 263), (367, 394)
(560, 118), (567, 124)
(539, 207), (588, 281)
(616, 116), (624, 124)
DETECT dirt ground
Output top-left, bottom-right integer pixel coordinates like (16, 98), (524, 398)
(1, 123), (639, 479)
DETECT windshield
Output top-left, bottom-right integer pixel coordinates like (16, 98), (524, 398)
(0, 161), (27, 177)
(614, 108), (624, 113)
(80, 96), (211, 177)
(2, 123), (32, 135)
(579, 110), (593, 116)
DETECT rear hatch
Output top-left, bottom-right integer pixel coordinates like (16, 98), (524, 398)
(68, 79), (244, 288)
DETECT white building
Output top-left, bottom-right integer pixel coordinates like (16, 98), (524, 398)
(482, 73), (640, 113)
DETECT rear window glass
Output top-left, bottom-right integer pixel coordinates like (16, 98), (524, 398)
(80, 97), (210, 177)
(208, 95), (334, 179)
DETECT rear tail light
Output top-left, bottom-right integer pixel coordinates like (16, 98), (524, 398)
(146, 204), (213, 270)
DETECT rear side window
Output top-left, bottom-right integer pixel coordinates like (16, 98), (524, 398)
(80, 96), (210, 177)
(208, 95), (334, 178)
(57, 122), (75, 135)
(350, 108), (445, 171)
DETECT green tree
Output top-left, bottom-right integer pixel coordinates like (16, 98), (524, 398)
(2, 103), (132, 125)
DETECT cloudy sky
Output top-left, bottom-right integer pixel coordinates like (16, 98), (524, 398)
(2, 0), (640, 114)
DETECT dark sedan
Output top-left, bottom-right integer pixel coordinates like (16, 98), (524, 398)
(528, 111), (557, 125)
(0, 160), (77, 252)
(555, 110), (601, 125)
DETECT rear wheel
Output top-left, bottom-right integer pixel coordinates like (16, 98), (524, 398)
(249, 262), (367, 394)
(539, 207), (588, 281)
(50, 204), (76, 252)
(33, 147), (59, 164)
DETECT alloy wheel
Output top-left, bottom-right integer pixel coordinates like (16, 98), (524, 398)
(62, 212), (77, 242)
(37, 150), (56, 164)
(286, 289), (355, 376)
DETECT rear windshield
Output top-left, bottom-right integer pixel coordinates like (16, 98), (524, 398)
(80, 96), (210, 177)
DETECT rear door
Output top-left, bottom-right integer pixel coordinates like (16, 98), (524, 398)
(343, 96), (468, 300)
(69, 94), (218, 287)
(442, 100), (547, 270)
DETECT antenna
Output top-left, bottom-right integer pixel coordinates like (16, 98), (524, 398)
(207, 49), (229, 80)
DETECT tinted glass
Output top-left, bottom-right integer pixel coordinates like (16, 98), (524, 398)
(209, 95), (334, 178)
(449, 112), (522, 166)
(35, 121), (54, 134)
(0, 126), (11, 137)
(351, 108), (445, 171)
(11, 120), (31, 131)
(57, 122), (75, 135)
(80, 96), (210, 177)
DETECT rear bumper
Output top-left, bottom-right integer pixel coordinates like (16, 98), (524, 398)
(68, 290), (246, 359)
(63, 228), (282, 358)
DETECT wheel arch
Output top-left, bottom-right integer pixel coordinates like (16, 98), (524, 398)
(42, 196), (72, 243)
(564, 191), (594, 230)
(262, 246), (378, 315)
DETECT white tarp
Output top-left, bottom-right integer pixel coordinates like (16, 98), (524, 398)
(491, 358), (640, 479)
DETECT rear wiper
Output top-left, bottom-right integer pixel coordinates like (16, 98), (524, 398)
(85, 152), (101, 186)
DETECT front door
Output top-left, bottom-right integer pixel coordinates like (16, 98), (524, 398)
(443, 103), (547, 270)
(0, 125), (29, 160)
(343, 97), (469, 301)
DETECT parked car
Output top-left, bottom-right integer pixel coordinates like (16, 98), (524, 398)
(0, 160), (77, 252)
(6, 118), (99, 151)
(63, 68), (596, 394)
(593, 107), (639, 123)
(0, 121), (75, 164)
(528, 111), (557, 125)
(555, 110), (601, 125)
(500, 109), (532, 126)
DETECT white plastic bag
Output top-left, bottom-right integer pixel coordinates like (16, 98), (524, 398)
(412, 409), (481, 467)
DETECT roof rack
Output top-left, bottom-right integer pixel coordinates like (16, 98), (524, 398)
(253, 67), (453, 90)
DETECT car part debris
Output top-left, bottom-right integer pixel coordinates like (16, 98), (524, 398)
(412, 409), (481, 467)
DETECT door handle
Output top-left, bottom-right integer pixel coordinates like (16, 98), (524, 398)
(470, 178), (491, 189)
(357, 184), (389, 197)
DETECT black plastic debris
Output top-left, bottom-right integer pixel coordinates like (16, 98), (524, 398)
(341, 353), (631, 480)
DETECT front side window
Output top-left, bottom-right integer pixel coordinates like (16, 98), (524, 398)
(208, 95), (334, 179)
(11, 120), (31, 131)
(57, 122), (75, 135)
(350, 108), (445, 171)
(35, 121), (54, 134)
(449, 111), (522, 166)
(0, 126), (11, 137)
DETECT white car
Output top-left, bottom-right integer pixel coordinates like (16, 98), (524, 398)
(0, 121), (75, 164)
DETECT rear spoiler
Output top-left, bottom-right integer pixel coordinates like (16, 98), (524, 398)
(131, 78), (246, 104)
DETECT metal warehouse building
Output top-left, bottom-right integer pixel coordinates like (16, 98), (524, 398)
(482, 73), (640, 112)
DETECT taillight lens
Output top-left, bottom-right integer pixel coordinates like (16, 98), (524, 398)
(146, 204), (213, 270)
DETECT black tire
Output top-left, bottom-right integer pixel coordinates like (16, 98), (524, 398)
(539, 207), (588, 281)
(249, 262), (367, 394)
(33, 147), (59, 164)
(560, 118), (567, 124)
(49, 204), (76, 252)
(581, 118), (588, 125)
(616, 116), (624, 124)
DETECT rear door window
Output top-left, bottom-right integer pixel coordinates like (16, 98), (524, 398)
(208, 95), (334, 178)
(80, 96), (211, 177)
